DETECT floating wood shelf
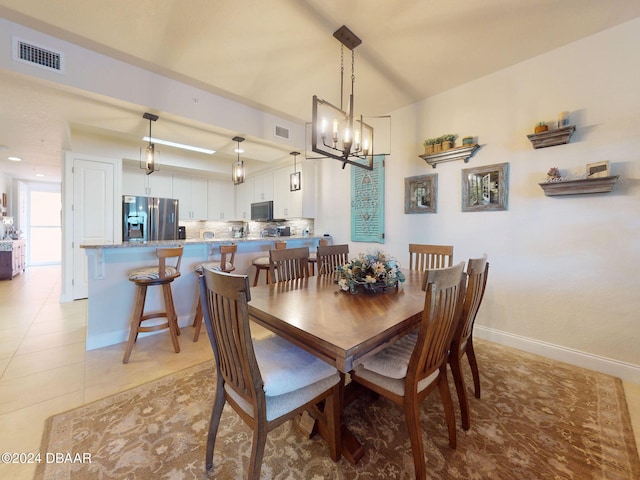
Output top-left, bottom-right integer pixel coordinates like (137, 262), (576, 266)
(538, 176), (619, 196)
(527, 125), (576, 149)
(419, 144), (480, 168)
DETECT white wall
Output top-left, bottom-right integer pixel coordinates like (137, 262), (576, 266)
(317, 18), (640, 382)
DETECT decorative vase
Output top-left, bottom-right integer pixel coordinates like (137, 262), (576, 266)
(534, 125), (548, 134)
(424, 145), (434, 155)
(441, 140), (454, 151)
(462, 136), (474, 146)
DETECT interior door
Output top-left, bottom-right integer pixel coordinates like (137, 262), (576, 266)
(72, 157), (116, 299)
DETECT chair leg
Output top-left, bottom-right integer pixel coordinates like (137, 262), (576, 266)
(324, 384), (342, 461)
(206, 378), (226, 470)
(248, 422), (268, 480)
(192, 297), (203, 342)
(450, 352), (471, 430)
(123, 284), (147, 364)
(161, 283), (181, 353)
(404, 395), (426, 480)
(253, 267), (261, 287)
(466, 339), (481, 399)
(437, 366), (457, 449)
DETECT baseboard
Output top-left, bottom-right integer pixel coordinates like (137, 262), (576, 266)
(475, 325), (640, 384)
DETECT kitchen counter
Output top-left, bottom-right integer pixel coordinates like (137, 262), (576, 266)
(80, 236), (329, 350)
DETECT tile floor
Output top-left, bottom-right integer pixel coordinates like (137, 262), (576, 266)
(0, 265), (638, 479)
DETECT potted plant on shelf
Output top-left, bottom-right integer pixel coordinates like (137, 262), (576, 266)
(534, 122), (548, 134)
(423, 138), (438, 155)
(441, 134), (457, 151)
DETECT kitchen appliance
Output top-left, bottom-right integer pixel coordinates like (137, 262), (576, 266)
(251, 200), (273, 221)
(123, 195), (179, 242)
(178, 226), (186, 239)
(231, 222), (248, 238)
(276, 226), (291, 236)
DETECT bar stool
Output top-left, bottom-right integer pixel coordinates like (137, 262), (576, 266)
(252, 240), (286, 286)
(123, 246), (183, 364)
(308, 238), (329, 276)
(192, 243), (237, 341)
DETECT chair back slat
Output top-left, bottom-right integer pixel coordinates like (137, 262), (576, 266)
(200, 269), (264, 411)
(317, 244), (349, 277)
(409, 243), (453, 270)
(269, 247), (309, 283)
(408, 262), (465, 383)
(454, 255), (489, 350)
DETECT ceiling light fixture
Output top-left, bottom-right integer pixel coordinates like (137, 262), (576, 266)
(7, 156), (22, 162)
(141, 136), (215, 155)
(311, 25), (374, 170)
(232, 136), (245, 185)
(140, 112), (158, 175)
(289, 151), (301, 191)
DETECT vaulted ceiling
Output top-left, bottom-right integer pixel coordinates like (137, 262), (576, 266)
(2, 0), (640, 182)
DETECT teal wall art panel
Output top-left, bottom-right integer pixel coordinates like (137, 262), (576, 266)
(351, 155), (385, 243)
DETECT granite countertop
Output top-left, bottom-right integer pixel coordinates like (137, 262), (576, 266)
(80, 235), (326, 249)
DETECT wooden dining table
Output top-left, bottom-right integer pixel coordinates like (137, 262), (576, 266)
(247, 268), (426, 463)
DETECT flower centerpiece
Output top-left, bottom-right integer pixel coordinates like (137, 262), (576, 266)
(337, 250), (406, 293)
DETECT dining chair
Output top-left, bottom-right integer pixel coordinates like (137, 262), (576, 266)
(316, 244), (349, 277)
(448, 254), (489, 430)
(408, 243), (454, 270)
(308, 238), (329, 276)
(252, 240), (287, 286)
(122, 246), (183, 364)
(349, 261), (466, 480)
(199, 268), (342, 478)
(192, 243), (238, 342)
(269, 246), (309, 283)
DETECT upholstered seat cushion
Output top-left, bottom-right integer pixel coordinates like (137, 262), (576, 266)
(253, 334), (338, 397)
(353, 330), (438, 396)
(128, 266), (179, 281)
(195, 262), (228, 273)
(252, 256), (270, 267)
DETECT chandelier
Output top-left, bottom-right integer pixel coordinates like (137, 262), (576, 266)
(140, 112), (159, 175)
(311, 25), (374, 170)
(289, 151), (301, 191)
(232, 136), (245, 185)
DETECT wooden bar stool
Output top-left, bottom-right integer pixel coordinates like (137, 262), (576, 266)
(252, 240), (286, 286)
(123, 246), (183, 364)
(192, 243), (237, 342)
(308, 238), (329, 276)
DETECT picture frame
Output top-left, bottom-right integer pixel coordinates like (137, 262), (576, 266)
(461, 162), (509, 212)
(586, 160), (610, 178)
(404, 174), (437, 214)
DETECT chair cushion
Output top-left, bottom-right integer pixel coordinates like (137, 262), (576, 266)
(253, 334), (338, 397)
(361, 330), (418, 379)
(252, 256), (270, 267)
(194, 262), (226, 273)
(128, 266), (179, 281)
(352, 362), (438, 397)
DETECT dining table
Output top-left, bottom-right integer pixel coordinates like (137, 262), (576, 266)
(247, 268), (427, 463)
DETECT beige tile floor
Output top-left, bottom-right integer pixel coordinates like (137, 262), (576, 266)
(0, 265), (638, 479)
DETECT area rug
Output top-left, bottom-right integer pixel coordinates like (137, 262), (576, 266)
(35, 339), (640, 479)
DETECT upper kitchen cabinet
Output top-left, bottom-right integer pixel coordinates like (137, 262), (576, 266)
(122, 167), (173, 198)
(252, 171), (274, 202)
(235, 179), (251, 221)
(207, 179), (235, 221)
(172, 174), (208, 220)
(273, 166), (302, 218)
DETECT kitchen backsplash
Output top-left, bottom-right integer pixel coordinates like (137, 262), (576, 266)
(180, 218), (315, 240)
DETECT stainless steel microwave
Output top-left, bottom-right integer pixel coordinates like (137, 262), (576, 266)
(251, 200), (273, 221)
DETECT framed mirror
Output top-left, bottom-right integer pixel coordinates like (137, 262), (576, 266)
(461, 162), (509, 212)
(405, 174), (437, 214)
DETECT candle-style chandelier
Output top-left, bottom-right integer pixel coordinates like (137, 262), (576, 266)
(311, 25), (374, 170)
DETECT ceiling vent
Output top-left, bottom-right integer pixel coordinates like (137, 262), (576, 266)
(274, 125), (290, 140)
(12, 37), (64, 73)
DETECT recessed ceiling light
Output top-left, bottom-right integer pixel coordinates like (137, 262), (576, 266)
(8, 156), (22, 162)
(35, 173), (45, 177)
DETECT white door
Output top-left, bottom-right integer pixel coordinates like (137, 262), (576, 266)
(72, 158), (116, 299)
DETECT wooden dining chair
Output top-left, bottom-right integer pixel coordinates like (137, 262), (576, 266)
(308, 238), (329, 276)
(408, 243), (454, 270)
(349, 261), (466, 480)
(199, 268), (342, 478)
(316, 244), (349, 277)
(192, 243), (237, 342)
(269, 246), (309, 283)
(252, 240), (286, 286)
(448, 254), (489, 430)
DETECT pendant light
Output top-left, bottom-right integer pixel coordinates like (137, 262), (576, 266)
(232, 136), (245, 185)
(289, 151), (301, 191)
(140, 112), (159, 175)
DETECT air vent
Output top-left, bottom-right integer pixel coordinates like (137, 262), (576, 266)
(274, 125), (290, 140)
(12, 37), (64, 73)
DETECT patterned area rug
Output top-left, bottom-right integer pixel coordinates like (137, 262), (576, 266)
(35, 339), (640, 479)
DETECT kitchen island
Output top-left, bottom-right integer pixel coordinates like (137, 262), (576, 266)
(81, 236), (326, 350)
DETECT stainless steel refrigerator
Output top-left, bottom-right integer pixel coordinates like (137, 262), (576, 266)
(122, 195), (179, 242)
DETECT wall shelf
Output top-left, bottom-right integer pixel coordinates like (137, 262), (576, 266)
(527, 125), (576, 149)
(419, 144), (480, 168)
(538, 176), (619, 196)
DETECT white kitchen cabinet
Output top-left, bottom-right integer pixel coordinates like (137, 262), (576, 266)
(273, 165), (302, 218)
(172, 174), (208, 220)
(122, 168), (173, 198)
(208, 179), (235, 220)
(252, 171), (274, 202)
(235, 179), (251, 220)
